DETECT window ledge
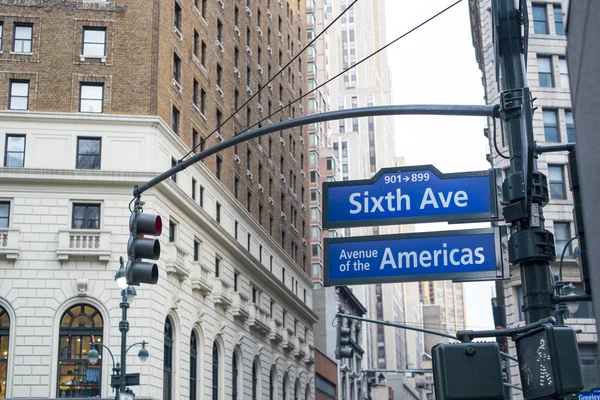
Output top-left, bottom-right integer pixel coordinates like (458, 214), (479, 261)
(10, 52), (33, 56)
(56, 229), (111, 262)
(231, 292), (250, 321)
(79, 55), (107, 62)
(248, 304), (271, 335)
(165, 242), (190, 280)
(191, 261), (213, 296)
(0, 228), (20, 260)
(212, 277), (233, 310)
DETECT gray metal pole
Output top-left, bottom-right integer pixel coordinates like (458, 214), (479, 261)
(134, 104), (499, 196)
(119, 290), (129, 396)
(495, 0), (555, 323)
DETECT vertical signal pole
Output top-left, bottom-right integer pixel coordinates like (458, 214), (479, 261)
(494, 0), (555, 323)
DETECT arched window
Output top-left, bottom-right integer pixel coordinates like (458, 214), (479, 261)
(0, 306), (10, 399)
(190, 331), (198, 400)
(232, 351), (238, 400)
(283, 372), (289, 400)
(56, 304), (103, 398)
(304, 384), (310, 400)
(163, 318), (173, 400)
(270, 366), (277, 400)
(294, 379), (300, 400)
(252, 357), (260, 400)
(212, 342), (219, 400)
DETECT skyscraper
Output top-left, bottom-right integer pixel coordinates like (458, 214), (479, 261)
(469, 0), (599, 395)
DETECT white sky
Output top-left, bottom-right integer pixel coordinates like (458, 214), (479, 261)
(384, 0), (496, 330)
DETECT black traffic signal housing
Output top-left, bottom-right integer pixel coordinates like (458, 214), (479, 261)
(126, 210), (162, 286)
(336, 318), (353, 359)
(432, 341), (505, 400)
(514, 323), (583, 400)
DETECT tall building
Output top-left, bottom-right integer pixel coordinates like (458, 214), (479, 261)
(419, 280), (467, 350)
(469, 0), (599, 395)
(313, 286), (366, 400)
(0, 0), (317, 398)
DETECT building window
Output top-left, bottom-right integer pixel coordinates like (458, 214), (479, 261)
(283, 373), (289, 400)
(548, 164), (566, 200)
(543, 110), (559, 142)
(80, 83), (103, 113)
(212, 342), (220, 400)
(173, 53), (181, 84)
(82, 28), (106, 58)
(13, 24), (33, 53)
(4, 134), (25, 167)
(559, 57), (569, 89)
(171, 158), (177, 182)
(565, 111), (575, 143)
(192, 178), (197, 200)
(200, 186), (205, 207)
(0, 201), (9, 228)
(0, 305), (10, 398)
(57, 304), (103, 398)
(201, 41), (207, 66)
(531, 4), (547, 34)
(554, 222), (572, 257)
(232, 351), (239, 400)
(190, 332), (198, 400)
(163, 318), (173, 400)
(172, 106), (180, 135)
(0, 24), (3, 51)
(76, 137), (101, 170)
(217, 19), (223, 42)
(252, 358), (260, 400)
(216, 156), (222, 180)
(215, 256), (221, 277)
(168, 221), (176, 242)
(580, 344), (600, 390)
(537, 56), (553, 87)
(174, 2), (182, 30)
(269, 367), (277, 400)
(193, 240), (200, 261)
(72, 204), (100, 229)
(553, 5), (565, 36)
(216, 63), (222, 87)
(201, 0), (207, 18)
(9, 80), (29, 110)
(193, 30), (199, 58)
(216, 202), (221, 223)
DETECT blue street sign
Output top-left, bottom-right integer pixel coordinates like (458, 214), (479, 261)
(322, 165), (500, 229)
(579, 389), (600, 400)
(324, 228), (508, 287)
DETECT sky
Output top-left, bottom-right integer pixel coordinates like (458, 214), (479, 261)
(383, 0), (496, 331)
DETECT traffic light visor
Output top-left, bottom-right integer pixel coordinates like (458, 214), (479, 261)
(130, 212), (162, 235)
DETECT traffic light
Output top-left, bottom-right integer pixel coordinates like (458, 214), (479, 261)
(336, 318), (353, 359)
(514, 323), (583, 400)
(432, 341), (505, 400)
(126, 210), (162, 286)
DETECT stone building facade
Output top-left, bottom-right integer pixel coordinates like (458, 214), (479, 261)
(0, 113), (316, 399)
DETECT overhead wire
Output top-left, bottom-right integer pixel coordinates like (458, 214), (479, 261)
(180, 0), (360, 161)
(232, 0), (464, 137)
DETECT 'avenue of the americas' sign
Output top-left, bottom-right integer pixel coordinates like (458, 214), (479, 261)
(323, 165), (500, 229)
(324, 228), (508, 286)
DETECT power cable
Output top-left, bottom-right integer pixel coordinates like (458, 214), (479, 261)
(180, 0), (360, 161)
(493, 116), (510, 159)
(233, 0), (464, 137)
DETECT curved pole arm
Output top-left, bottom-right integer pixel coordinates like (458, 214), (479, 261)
(125, 340), (149, 355)
(559, 236), (579, 281)
(90, 341), (116, 369)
